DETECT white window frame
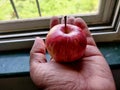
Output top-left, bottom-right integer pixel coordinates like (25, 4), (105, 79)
(0, 0), (120, 51)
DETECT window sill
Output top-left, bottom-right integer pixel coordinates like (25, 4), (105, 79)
(0, 42), (120, 90)
(0, 42), (120, 77)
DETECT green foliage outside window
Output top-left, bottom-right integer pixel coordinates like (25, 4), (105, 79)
(0, 0), (99, 20)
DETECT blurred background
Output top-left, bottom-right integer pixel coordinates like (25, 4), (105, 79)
(0, 0), (99, 20)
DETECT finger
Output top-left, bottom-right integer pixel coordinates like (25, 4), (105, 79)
(50, 16), (60, 28)
(61, 16), (65, 24)
(74, 18), (96, 46)
(50, 57), (56, 62)
(30, 37), (47, 64)
(67, 16), (75, 24)
(84, 45), (102, 57)
(74, 18), (91, 37)
(61, 16), (75, 25)
(61, 16), (75, 24)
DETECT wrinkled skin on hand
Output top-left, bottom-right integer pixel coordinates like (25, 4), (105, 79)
(30, 17), (116, 90)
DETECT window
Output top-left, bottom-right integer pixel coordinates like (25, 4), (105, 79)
(0, 0), (120, 51)
(0, 0), (99, 20)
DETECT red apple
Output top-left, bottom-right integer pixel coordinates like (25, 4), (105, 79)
(45, 23), (87, 62)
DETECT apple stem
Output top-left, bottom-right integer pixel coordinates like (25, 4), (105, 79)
(64, 16), (67, 28)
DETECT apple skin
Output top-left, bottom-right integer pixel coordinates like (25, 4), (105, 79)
(45, 24), (87, 62)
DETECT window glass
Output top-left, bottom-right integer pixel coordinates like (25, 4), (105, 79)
(0, 0), (13, 20)
(0, 0), (99, 21)
(40, 0), (99, 16)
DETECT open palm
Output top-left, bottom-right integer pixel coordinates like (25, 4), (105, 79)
(30, 17), (116, 90)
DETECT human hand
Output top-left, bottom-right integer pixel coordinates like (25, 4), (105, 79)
(30, 16), (116, 90)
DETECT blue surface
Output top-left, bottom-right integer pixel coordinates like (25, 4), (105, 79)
(0, 50), (51, 76)
(0, 51), (30, 74)
(98, 42), (120, 65)
(0, 42), (120, 77)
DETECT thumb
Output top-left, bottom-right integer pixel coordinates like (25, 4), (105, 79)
(30, 37), (47, 68)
